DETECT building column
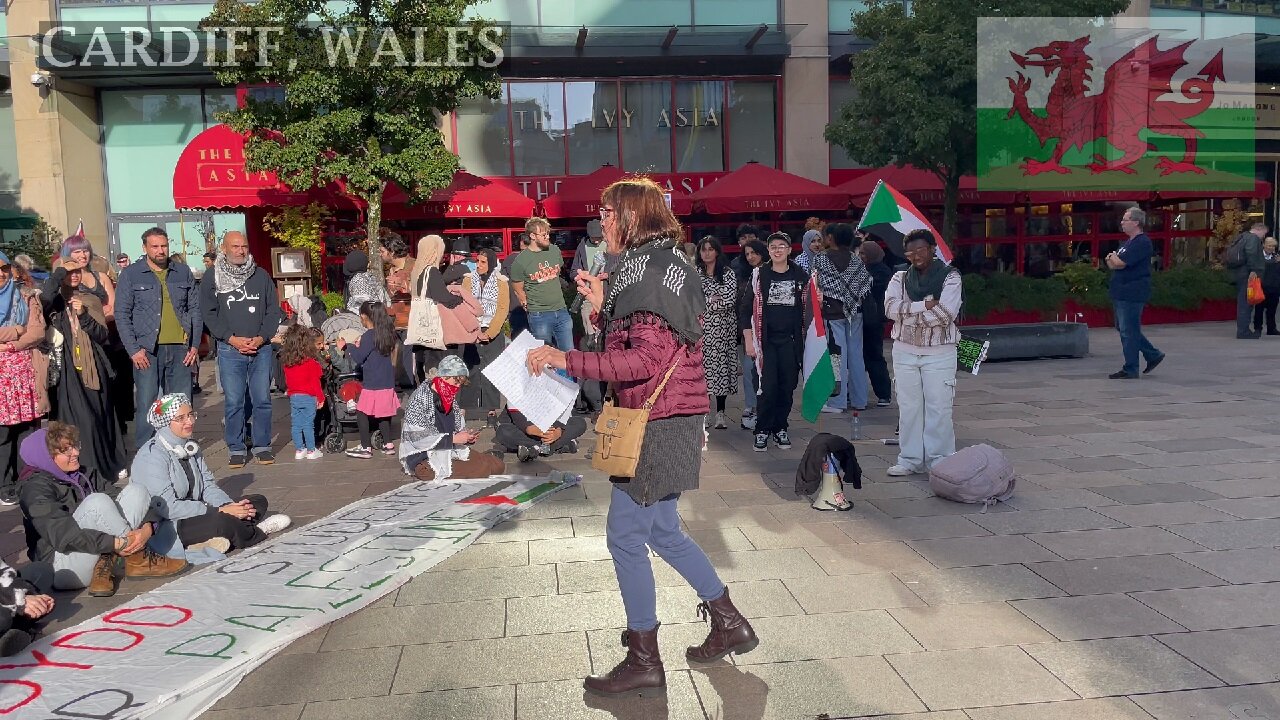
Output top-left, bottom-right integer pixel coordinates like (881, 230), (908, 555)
(9, 0), (108, 250)
(782, 0), (830, 183)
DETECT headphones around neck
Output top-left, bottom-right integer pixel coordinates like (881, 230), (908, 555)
(157, 433), (201, 460)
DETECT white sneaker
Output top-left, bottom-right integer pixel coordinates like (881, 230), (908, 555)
(741, 413), (757, 431)
(886, 465), (919, 477)
(187, 537), (231, 553)
(714, 412), (728, 429)
(305, 449), (323, 460)
(820, 404), (844, 414)
(294, 450), (306, 460)
(257, 514), (292, 535)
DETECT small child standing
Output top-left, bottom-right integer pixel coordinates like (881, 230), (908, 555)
(281, 326), (325, 460)
(341, 301), (401, 458)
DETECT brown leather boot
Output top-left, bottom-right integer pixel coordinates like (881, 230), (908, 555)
(87, 554), (117, 597)
(686, 586), (759, 663)
(583, 625), (665, 698)
(123, 549), (189, 580)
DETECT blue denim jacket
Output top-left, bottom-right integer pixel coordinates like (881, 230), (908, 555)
(114, 260), (201, 356)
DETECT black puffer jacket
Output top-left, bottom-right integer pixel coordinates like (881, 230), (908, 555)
(18, 467), (156, 563)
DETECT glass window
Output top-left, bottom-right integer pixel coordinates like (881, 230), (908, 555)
(115, 221), (164, 264)
(696, 0), (779, 25)
(675, 81), (725, 173)
(728, 81), (777, 169)
(103, 90), (205, 215)
(509, 82), (566, 177)
(1022, 241), (1076, 277)
(566, 81), (621, 174)
(454, 92), (511, 177)
(149, 4), (215, 23)
(0, 93), (17, 194)
(564, 0), (691, 26)
(828, 0), (871, 32)
(828, 80), (866, 170)
(954, 242), (1017, 274)
(464, 0), (538, 23)
(620, 82), (672, 173)
(245, 86), (286, 107)
(203, 88), (237, 128)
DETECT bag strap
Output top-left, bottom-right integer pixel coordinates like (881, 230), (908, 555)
(641, 348), (684, 411)
(178, 458), (199, 502)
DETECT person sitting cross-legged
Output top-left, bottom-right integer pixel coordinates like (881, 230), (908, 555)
(132, 394), (292, 555)
(17, 422), (188, 598)
(495, 404), (586, 462)
(399, 355), (505, 482)
(0, 558), (55, 656)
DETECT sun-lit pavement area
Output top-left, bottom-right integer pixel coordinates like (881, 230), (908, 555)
(10, 321), (1280, 720)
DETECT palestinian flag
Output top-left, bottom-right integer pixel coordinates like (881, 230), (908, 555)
(857, 180), (953, 263)
(800, 276), (837, 423)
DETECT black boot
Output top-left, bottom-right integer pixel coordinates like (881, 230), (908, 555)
(686, 586), (759, 663)
(583, 625), (665, 698)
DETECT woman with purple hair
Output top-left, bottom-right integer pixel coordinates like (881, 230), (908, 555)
(58, 234), (116, 320)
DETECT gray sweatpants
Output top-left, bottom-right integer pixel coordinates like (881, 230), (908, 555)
(52, 483), (150, 590)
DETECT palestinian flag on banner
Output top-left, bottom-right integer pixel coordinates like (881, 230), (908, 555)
(857, 180), (953, 263)
(800, 276), (837, 423)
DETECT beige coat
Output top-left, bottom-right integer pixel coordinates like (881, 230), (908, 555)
(461, 274), (510, 342)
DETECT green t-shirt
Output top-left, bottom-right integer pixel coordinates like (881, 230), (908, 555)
(155, 268), (186, 345)
(511, 246), (566, 312)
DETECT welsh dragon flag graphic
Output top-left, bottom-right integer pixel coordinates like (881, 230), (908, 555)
(857, 180), (953, 264)
(801, 276), (837, 423)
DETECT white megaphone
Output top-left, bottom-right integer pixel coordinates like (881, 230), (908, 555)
(811, 454), (852, 512)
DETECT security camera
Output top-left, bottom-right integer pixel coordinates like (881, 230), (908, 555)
(30, 71), (51, 88)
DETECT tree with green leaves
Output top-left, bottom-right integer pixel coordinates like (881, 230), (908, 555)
(202, 0), (502, 279)
(825, 0), (1129, 245)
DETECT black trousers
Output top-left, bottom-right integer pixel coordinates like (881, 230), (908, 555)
(358, 412), (393, 448)
(494, 416), (587, 452)
(0, 420), (37, 499)
(862, 321), (893, 403)
(756, 336), (800, 435)
(177, 494), (269, 550)
(1253, 293), (1279, 333)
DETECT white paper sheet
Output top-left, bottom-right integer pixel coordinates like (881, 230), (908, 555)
(482, 331), (581, 432)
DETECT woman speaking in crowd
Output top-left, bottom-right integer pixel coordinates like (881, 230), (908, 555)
(527, 178), (758, 700)
(884, 229), (963, 476)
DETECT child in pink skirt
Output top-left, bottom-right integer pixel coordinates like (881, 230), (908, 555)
(339, 301), (401, 458)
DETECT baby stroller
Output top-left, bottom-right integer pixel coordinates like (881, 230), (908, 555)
(317, 312), (387, 453)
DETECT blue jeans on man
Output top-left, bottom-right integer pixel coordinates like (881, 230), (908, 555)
(528, 308), (574, 352)
(218, 342), (274, 454)
(1114, 300), (1162, 377)
(133, 344), (193, 450)
(828, 313), (869, 411)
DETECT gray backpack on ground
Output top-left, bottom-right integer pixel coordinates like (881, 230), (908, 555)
(929, 444), (1016, 510)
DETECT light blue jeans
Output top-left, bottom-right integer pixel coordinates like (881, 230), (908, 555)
(290, 395), (318, 452)
(53, 483), (151, 590)
(740, 347), (758, 412)
(828, 313), (869, 411)
(528, 308), (574, 352)
(607, 486), (725, 631)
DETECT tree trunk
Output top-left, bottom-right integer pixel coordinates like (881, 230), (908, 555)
(364, 180), (387, 286)
(942, 170), (960, 260)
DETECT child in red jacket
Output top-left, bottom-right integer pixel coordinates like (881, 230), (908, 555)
(281, 326), (325, 459)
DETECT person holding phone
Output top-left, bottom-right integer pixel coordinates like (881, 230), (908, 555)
(397, 355), (504, 481)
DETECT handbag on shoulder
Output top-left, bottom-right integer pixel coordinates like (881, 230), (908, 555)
(591, 354), (682, 478)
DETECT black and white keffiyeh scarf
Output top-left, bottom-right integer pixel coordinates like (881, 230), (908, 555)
(600, 232), (706, 345)
(469, 266), (502, 328)
(214, 253), (257, 294)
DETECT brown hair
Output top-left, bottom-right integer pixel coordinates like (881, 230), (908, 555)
(600, 178), (682, 249)
(46, 422), (79, 453)
(804, 216), (824, 232)
(859, 240), (885, 264)
(280, 324), (321, 367)
(524, 217), (550, 235)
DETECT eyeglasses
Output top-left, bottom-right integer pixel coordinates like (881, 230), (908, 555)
(55, 445), (81, 457)
(904, 247), (933, 257)
(598, 207), (616, 219)
(173, 411), (198, 423)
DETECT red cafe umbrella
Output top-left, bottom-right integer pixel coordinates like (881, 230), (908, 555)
(381, 171), (536, 219)
(837, 165), (1016, 206)
(686, 161), (850, 214)
(541, 164), (695, 217)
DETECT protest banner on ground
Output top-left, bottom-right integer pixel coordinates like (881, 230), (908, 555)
(0, 473), (579, 719)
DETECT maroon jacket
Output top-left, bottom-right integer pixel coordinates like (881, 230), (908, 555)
(565, 312), (709, 420)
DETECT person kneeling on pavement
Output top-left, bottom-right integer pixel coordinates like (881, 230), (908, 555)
(496, 405), (585, 462)
(133, 394), (292, 556)
(399, 355), (505, 482)
(17, 422), (188, 598)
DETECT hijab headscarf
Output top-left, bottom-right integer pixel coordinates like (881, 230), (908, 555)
(343, 250), (368, 278)
(411, 235), (445, 295)
(0, 252), (27, 328)
(469, 249), (502, 328)
(797, 230), (821, 273)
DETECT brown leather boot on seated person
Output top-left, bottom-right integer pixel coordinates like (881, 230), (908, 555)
(686, 586), (759, 663)
(123, 549), (189, 579)
(583, 625), (665, 698)
(87, 554), (117, 597)
(413, 462), (436, 482)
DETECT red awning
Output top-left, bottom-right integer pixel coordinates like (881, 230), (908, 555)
(540, 165), (696, 218)
(837, 165), (1017, 206)
(382, 172), (535, 219)
(686, 162), (850, 214)
(172, 124), (332, 210)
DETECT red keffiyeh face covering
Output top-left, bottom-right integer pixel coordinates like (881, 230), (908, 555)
(432, 376), (460, 414)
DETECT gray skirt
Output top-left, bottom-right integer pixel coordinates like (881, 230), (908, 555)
(611, 413), (705, 506)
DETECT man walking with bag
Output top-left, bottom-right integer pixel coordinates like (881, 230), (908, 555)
(1228, 222), (1267, 339)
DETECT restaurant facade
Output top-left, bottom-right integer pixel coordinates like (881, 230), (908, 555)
(3, 0), (1278, 278)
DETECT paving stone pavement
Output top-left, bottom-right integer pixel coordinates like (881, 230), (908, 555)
(11, 322), (1280, 719)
